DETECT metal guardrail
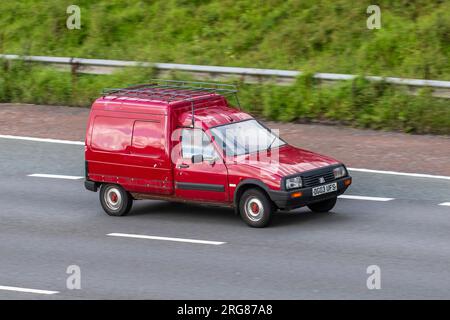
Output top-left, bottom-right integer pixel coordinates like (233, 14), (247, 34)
(1, 54), (450, 98)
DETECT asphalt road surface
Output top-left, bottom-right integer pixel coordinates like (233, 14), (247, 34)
(1, 138), (450, 299)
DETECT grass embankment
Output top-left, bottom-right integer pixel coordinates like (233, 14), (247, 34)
(1, 0), (449, 79)
(0, 1), (449, 134)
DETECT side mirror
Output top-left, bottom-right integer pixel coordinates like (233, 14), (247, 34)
(191, 154), (203, 164)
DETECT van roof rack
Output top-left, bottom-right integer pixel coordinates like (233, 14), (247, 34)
(102, 79), (241, 128)
(103, 79), (238, 103)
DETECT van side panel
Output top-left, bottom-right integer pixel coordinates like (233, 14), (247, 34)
(86, 106), (173, 195)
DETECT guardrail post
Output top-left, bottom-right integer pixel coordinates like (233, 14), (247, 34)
(69, 58), (80, 99)
(70, 58), (80, 82)
(0, 34), (6, 73)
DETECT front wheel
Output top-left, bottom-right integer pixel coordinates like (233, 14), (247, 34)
(239, 188), (274, 228)
(307, 197), (337, 213)
(99, 184), (133, 216)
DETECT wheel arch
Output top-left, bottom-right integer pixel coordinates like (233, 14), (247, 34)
(233, 179), (274, 214)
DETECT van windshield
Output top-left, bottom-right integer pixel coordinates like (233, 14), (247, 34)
(210, 119), (286, 156)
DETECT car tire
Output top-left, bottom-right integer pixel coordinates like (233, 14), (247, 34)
(307, 197), (337, 213)
(239, 188), (274, 228)
(99, 184), (133, 216)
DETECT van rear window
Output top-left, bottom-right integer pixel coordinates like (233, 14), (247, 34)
(131, 121), (165, 158)
(91, 116), (133, 152)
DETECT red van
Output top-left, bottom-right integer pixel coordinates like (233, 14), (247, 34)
(85, 80), (352, 227)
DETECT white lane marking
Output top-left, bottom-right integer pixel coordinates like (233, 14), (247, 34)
(0, 134), (84, 145)
(28, 174), (83, 180)
(348, 167), (450, 181)
(0, 285), (59, 295)
(2, 135), (450, 181)
(439, 202), (450, 206)
(338, 195), (394, 201)
(107, 233), (226, 245)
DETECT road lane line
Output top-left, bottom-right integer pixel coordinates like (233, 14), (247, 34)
(0, 285), (59, 295)
(107, 233), (226, 245)
(2, 135), (450, 181)
(338, 195), (394, 201)
(28, 174), (83, 180)
(348, 168), (450, 181)
(439, 202), (450, 206)
(0, 134), (84, 145)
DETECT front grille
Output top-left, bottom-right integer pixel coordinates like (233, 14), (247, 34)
(302, 170), (335, 187)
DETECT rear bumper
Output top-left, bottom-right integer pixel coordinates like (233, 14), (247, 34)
(84, 179), (98, 192)
(268, 176), (352, 210)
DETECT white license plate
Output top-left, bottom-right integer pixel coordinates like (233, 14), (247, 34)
(312, 182), (337, 196)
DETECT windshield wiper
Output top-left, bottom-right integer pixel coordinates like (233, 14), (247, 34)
(266, 136), (277, 151)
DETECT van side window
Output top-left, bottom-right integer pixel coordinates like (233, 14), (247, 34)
(131, 120), (164, 158)
(181, 129), (216, 160)
(91, 116), (133, 152)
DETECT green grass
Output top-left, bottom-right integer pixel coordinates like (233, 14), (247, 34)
(1, 62), (449, 135)
(0, 61), (156, 106)
(0, 1), (449, 134)
(0, 0), (449, 80)
(238, 77), (450, 135)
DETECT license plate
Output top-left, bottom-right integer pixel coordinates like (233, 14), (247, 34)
(312, 182), (337, 197)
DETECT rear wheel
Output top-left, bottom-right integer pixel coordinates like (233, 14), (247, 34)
(239, 188), (274, 228)
(307, 197), (337, 213)
(99, 184), (133, 216)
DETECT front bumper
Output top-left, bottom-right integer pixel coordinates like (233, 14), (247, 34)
(268, 176), (352, 210)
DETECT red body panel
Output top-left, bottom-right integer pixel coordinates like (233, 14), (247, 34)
(85, 94), (341, 205)
(85, 100), (172, 195)
(174, 157), (229, 202)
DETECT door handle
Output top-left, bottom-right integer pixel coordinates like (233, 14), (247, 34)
(178, 164), (190, 169)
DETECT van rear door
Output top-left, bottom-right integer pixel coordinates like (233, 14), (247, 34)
(128, 117), (172, 194)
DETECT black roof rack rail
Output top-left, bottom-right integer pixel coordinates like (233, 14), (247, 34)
(102, 79), (241, 128)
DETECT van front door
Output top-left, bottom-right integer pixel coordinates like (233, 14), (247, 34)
(174, 128), (229, 203)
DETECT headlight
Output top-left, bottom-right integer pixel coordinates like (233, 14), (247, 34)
(333, 166), (347, 179)
(285, 176), (302, 189)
